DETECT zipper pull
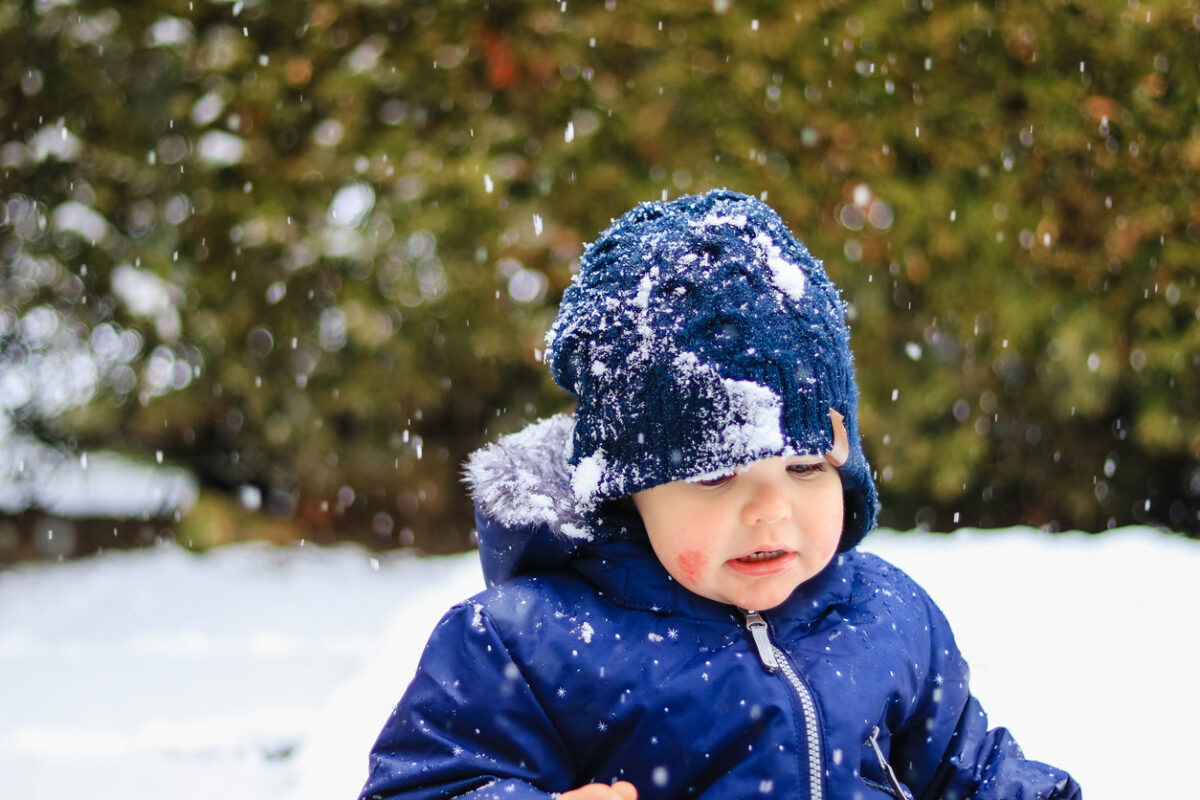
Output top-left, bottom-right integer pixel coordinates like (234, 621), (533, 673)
(741, 609), (778, 672)
(867, 726), (912, 800)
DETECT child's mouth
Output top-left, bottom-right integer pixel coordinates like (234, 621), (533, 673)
(726, 549), (797, 576)
(736, 550), (788, 563)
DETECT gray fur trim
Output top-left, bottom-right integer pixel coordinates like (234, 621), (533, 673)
(462, 414), (591, 540)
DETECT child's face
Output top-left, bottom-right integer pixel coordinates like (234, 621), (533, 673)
(632, 455), (844, 611)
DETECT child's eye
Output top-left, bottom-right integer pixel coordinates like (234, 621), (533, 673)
(787, 462), (826, 478)
(694, 473), (734, 487)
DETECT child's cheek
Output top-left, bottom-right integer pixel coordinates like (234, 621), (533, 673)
(675, 550), (709, 586)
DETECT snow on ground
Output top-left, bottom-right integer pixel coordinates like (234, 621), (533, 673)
(0, 527), (1196, 799)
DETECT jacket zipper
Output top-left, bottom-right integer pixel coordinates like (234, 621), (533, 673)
(741, 610), (824, 800)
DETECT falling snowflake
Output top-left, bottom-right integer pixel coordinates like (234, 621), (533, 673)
(556, 687), (567, 698)
(666, 628), (679, 640)
(597, 721), (608, 732)
(451, 745), (464, 757)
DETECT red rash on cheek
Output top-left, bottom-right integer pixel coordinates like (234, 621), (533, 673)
(675, 550), (709, 585)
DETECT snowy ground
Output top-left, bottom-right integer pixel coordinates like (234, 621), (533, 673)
(1, 527), (1195, 800)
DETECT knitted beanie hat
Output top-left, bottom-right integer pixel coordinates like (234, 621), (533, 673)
(545, 189), (877, 550)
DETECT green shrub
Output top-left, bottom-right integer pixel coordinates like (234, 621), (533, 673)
(2, 0), (1196, 552)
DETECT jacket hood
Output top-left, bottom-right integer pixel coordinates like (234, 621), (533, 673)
(463, 414), (598, 586)
(464, 412), (877, 588)
(463, 413), (857, 616)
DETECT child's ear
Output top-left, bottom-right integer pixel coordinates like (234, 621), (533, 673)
(827, 409), (850, 467)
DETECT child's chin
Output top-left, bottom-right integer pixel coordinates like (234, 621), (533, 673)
(726, 581), (800, 612)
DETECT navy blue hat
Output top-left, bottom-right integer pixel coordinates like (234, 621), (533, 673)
(545, 189), (877, 549)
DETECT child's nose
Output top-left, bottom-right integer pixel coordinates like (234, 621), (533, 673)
(741, 482), (791, 526)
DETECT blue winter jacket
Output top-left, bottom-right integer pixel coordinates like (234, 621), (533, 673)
(361, 416), (1080, 800)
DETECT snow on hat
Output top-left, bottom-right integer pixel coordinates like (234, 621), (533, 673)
(545, 189), (877, 549)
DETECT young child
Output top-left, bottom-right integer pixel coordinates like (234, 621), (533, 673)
(360, 190), (1081, 800)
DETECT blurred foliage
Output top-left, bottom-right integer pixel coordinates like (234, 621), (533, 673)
(1, 0), (1198, 557)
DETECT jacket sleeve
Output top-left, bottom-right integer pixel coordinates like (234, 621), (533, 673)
(359, 599), (574, 800)
(891, 587), (1082, 800)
